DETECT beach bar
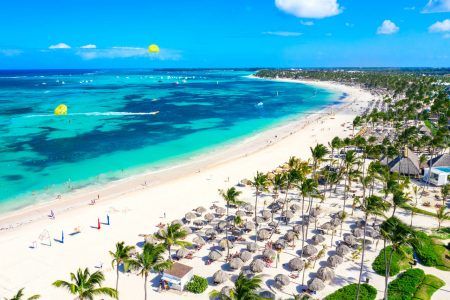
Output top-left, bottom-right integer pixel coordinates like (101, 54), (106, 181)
(423, 167), (450, 186)
(161, 262), (193, 291)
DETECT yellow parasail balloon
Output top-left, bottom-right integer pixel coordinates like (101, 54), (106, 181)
(54, 104), (68, 115)
(148, 44), (160, 53)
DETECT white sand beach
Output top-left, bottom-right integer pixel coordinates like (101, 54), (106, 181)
(0, 79), (446, 299)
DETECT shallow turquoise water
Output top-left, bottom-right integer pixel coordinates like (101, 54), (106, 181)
(0, 69), (341, 212)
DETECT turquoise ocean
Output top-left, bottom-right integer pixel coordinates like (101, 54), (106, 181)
(0, 69), (342, 213)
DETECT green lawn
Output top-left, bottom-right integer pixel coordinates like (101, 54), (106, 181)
(324, 283), (377, 300)
(412, 231), (450, 271)
(372, 245), (413, 276)
(430, 227), (450, 240)
(413, 274), (445, 300)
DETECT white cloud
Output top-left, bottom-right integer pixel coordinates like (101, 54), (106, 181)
(49, 43), (71, 49)
(76, 46), (181, 60)
(0, 49), (23, 56)
(429, 19), (450, 32)
(275, 0), (341, 19)
(422, 0), (450, 13)
(263, 31), (303, 37)
(377, 20), (399, 35)
(80, 44), (97, 49)
(300, 20), (314, 26)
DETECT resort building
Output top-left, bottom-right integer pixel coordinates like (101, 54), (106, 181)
(161, 262), (194, 291)
(381, 147), (421, 176)
(423, 166), (450, 186)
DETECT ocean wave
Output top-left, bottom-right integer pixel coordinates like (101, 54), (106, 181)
(24, 111), (160, 118)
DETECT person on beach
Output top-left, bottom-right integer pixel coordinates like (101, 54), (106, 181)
(50, 210), (55, 219)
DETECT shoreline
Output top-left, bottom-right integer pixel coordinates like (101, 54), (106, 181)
(0, 78), (359, 232)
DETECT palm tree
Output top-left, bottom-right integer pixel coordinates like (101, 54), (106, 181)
(343, 150), (359, 213)
(310, 143), (330, 186)
(209, 272), (266, 300)
(298, 178), (321, 251)
(219, 187), (244, 258)
(154, 223), (191, 259)
(391, 189), (410, 217)
(53, 268), (118, 300)
(129, 243), (172, 300)
(109, 241), (135, 295)
(436, 206), (449, 230)
(356, 195), (390, 300)
(441, 184), (449, 206)
(251, 172), (268, 241)
(380, 217), (416, 300)
(4, 288), (40, 300)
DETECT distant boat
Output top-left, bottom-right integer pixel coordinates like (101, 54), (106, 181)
(256, 102), (264, 107)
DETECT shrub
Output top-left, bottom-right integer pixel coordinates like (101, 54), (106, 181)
(413, 274), (445, 300)
(372, 245), (412, 276)
(388, 268), (425, 300)
(412, 232), (440, 267)
(324, 283), (377, 300)
(185, 275), (208, 294)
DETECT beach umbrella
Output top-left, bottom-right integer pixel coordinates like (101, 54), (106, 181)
(244, 221), (255, 231)
(196, 206), (207, 215)
(293, 224), (303, 234)
(215, 207), (226, 216)
(330, 218), (341, 227)
(97, 218), (101, 230)
(255, 216), (265, 224)
(205, 228), (218, 238)
(247, 242), (258, 253)
(236, 210), (246, 217)
(290, 203), (301, 212)
(193, 220), (204, 227)
(240, 250), (252, 262)
(259, 290), (276, 300)
(308, 278), (325, 291)
(336, 244), (351, 257)
(327, 255), (343, 268)
(54, 104), (68, 115)
(244, 203), (254, 212)
(302, 245), (318, 257)
(352, 228), (364, 238)
(284, 231), (296, 242)
(208, 250), (222, 261)
(257, 229), (270, 241)
(344, 234), (357, 246)
(317, 266), (335, 282)
(219, 239), (234, 250)
(261, 210), (272, 220)
(220, 286), (232, 297)
(144, 235), (157, 245)
(274, 238), (287, 250)
(309, 207), (321, 217)
(217, 221), (227, 231)
(321, 222), (332, 231)
(204, 213), (214, 222)
(268, 221), (277, 228)
(171, 219), (183, 226)
(182, 226), (192, 235)
(185, 212), (196, 222)
(288, 257), (305, 271)
(213, 270), (229, 284)
(274, 274), (290, 289)
(311, 234), (325, 245)
(262, 249), (276, 260)
(193, 235), (205, 246)
(282, 210), (294, 220)
(176, 248), (189, 259)
(250, 259), (265, 273)
(229, 257), (244, 270)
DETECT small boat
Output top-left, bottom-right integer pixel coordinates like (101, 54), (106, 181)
(256, 102), (264, 107)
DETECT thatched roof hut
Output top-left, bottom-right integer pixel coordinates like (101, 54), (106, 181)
(257, 229), (271, 240)
(215, 207), (226, 216)
(274, 274), (290, 289)
(185, 212), (196, 222)
(316, 266), (335, 282)
(196, 206), (207, 215)
(311, 234), (325, 245)
(213, 270), (229, 284)
(193, 235), (205, 246)
(240, 250), (253, 262)
(262, 249), (276, 260)
(327, 255), (343, 268)
(381, 148), (421, 176)
(288, 257), (305, 271)
(208, 250), (222, 261)
(204, 213), (214, 222)
(250, 259), (265, 273)
(308, 278), (325, 291)
(247, 242), (258, 253)
(302, 245), (318, 257)
(219, 239), (234, 250)
(426, 153), (450, 168)
(229, 257), (244, 270)
(344, 234), (357, 246)
(336, 244), (351, 256)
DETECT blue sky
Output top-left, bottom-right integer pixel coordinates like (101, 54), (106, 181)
(0, 0), (449, 69)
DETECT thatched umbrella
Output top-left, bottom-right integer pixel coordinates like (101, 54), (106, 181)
(330, 218), (341, 227)
(185, 212), (196, 222)
(216, 207), (226, 216)
(302, 245), (318, 257)
(284, 231), (296, 242)
(244, 221), (255, 231)
(220, 286), (232, 297)
(171, 219), (183, 226)
(229, 257), (244, 270)
(240, 250), (252, 262)
(336, 244), (351, 257)
(193, 220), (204, 227)
(274, 239), (286, 250)
(213, 270), (229, 284)
(208, 250), (222, 261)
(144, 235), (157, 245)
(309, 207), (321, 217)
(219, 239), (234, 250)
(243, 203), (254, 213)
(344, 234), (357, 246)
(352, 228), (364, 238)
(282, 210), (294, 220)
(311, 234), (325, 245)
(308, 278), (325, 291)
(327, 255), (343, 268)
(176, 248), (189, 259)
(316, 266), (335, 282)
(250, 259), (265, 273)
(261, 210), (272, 220)
(182, 226), (192, 235)
(259, 290), (276, 300)
(288, 257), (305, 271)
(293, 224), (303, 234)
(193, 235), (205, 246)
(247, 242), (258, 253)
(268, 221), (277, 228)
(236, 210), (246, 217)
(262, 249), (276, 260)
(255, 216), (265, 224)
(290, 203), (301, 212)
(205, 228), (218, 238)
(196, 206), (207, 215)
(274, 274), (290, 289)
(217, 221), (227, 231)
(321, 222), (332, 231)
(204, 213), (214, 222)
(258, 229), (270, 241)
(356, 219), (366, 228)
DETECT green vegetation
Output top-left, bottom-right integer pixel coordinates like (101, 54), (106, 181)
(372, 245), (413, 276)
(324, 283), (377, 300)
(430, 227), (450, 240)
(412, 231), (450, 271)
(388, 268), (445, 300)
(185, 275), (208, 294)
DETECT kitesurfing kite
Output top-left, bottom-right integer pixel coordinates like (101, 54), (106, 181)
(54, 104), (68, 115)
(148, 44), (160, 53)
